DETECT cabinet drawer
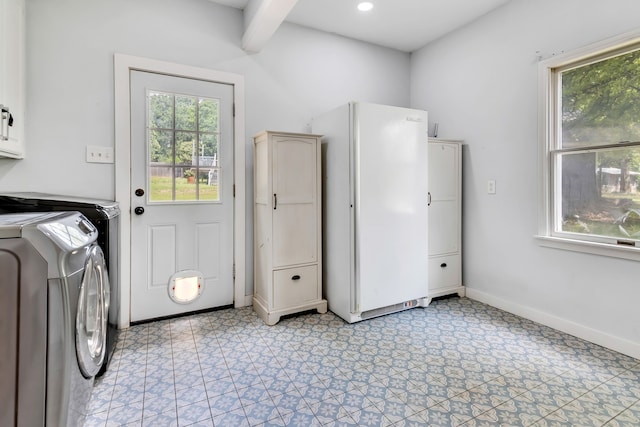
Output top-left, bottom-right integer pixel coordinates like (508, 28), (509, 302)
(273, 265), (318, 310)
(428, 255), (461, 291)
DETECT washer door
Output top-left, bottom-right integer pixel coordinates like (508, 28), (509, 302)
(76, 245), (108, 378)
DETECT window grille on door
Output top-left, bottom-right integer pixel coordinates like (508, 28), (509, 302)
(147, 90), (221, 203)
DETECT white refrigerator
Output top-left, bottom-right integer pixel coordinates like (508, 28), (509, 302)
(313, 102), (429, 323)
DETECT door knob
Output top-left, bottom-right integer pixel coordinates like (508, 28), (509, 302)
(135, 188), (145, 197)
(134, 206), (145, 215)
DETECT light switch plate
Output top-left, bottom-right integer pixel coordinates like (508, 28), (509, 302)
(86, 145), (114, 164)
(488, 180), (496, 194)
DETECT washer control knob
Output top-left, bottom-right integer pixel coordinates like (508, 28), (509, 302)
(134, 206), (145, 215)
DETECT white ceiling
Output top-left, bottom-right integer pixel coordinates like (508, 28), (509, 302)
(208, 0), (511, 52)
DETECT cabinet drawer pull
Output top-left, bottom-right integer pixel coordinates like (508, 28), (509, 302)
(291, 275), (301, 281)
(440, 263), (447, 268)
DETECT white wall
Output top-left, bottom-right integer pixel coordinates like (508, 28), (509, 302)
(6, 0), (637, 356)
(411, 0), (640, 357)
(0, 0), (410, 296)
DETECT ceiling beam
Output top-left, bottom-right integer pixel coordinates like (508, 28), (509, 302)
(242, 0), (298, 53)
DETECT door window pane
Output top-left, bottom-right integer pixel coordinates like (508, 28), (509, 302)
(149, 92), (173, 129)
(176, 95), (196, 131)
(199, 98), (219, 133)
(150, 130), (173, 163)
(175, 131), (196, 166)
(200, 133), (218, 163)
(146, 90), (221, 202)
(199, 133), (219, 201)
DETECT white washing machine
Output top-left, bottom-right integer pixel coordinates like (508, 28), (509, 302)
(0, 212), (109, 427)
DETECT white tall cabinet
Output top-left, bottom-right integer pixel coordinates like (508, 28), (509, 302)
(253, 131), (327, 325)
(427, 139), (465, 303)
(0, 0), (25, 158)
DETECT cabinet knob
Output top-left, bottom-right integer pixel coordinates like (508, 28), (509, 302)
(440, 263), (447, 268)
(291, 275), (301, 281)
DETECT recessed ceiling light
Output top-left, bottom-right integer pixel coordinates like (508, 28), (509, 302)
(357, 2), (374, 12)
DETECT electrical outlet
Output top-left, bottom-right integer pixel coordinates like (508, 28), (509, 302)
(86, 145), (114, 164)
(488, 180), (496, 194)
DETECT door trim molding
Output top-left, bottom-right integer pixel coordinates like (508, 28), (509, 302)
(114, 53), (246, 328)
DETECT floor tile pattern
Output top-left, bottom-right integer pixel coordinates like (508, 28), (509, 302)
(84, 297), (640, 426)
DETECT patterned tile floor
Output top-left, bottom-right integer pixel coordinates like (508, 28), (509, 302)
(84, 297), (640, 426)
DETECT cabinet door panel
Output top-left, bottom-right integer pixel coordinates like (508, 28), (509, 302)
(428, 141), (460, 256)
(272, 136), (317, 266)
(429, 200), (458, 254)
(429, 143), (458, 201)
(273, 137), (316, 203)
(273, 203), (317, 266)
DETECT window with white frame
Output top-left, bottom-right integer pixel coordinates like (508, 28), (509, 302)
(539, 33), (640, 254)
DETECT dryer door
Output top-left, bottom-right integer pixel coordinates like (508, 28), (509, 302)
(76, 245), (108, 377)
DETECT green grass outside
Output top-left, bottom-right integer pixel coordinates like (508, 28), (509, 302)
(150, 176), (219, 201)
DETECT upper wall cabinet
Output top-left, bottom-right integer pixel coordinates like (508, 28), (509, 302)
(0, 0), (26, 159)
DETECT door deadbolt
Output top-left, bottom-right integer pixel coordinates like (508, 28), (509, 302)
(135, 188), (145, 197)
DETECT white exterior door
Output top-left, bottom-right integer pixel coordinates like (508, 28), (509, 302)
(129, 70), (234, 322)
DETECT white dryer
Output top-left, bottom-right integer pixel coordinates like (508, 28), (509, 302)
(0, 212), (109, 427)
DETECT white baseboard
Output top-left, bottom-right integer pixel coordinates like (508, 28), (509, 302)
(465, 288), (640, 360)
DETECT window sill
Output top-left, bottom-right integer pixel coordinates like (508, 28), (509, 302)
(536, 235), (640, 262)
